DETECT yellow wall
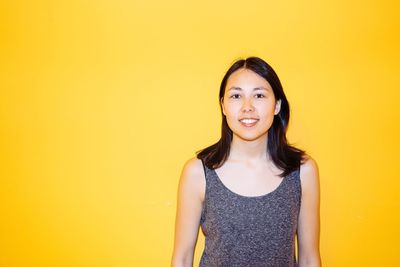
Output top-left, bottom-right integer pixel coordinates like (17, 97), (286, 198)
(1, 0), (399, 266)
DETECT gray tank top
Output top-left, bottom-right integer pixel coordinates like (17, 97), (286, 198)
(199, 159), (301, 267)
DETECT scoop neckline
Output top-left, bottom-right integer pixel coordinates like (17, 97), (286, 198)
(211, 168), (290, 199)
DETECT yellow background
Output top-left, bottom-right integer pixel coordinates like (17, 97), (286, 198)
(1, 0), (399, 266)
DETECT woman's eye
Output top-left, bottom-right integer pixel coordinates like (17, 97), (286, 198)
(230, 94), (240, 99)
(255, 94), (265, 98)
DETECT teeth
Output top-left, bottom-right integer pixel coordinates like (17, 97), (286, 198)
(240, 119), (258, 123)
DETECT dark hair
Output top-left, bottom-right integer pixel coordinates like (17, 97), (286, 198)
(196, 56), (308, 177)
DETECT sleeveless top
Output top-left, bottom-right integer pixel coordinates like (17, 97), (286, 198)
(199, 159), (302, 267)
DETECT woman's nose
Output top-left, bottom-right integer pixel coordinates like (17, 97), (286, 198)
(241, 98), (254, 112)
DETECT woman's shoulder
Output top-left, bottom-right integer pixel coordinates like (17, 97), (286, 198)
(299, 154), (320, 195)
(179, 156), (206, 201)
(182, 156), (205, 178)
(300, 154), (319, 175)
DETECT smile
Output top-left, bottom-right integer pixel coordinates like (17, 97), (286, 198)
(239, 118), (259, 127)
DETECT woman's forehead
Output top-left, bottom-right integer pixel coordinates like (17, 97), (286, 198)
(226, 69), (272, 91)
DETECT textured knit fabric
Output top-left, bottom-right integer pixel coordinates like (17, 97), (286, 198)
(199, 159), (302, 267)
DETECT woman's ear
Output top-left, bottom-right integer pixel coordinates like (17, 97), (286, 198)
(274, 99), (281, 115)
(220, 97), (226, 116)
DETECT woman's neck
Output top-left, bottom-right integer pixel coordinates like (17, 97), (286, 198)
(228, 135), (270, 162)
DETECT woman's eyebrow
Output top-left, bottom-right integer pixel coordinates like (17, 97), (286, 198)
(228, 86), (269, 91)
(254, 87), (268, 91)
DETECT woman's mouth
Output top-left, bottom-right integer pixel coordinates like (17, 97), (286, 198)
(239, 118), (259, 127)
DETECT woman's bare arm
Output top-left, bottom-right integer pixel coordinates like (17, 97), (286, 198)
(297, 156), (322, 267)
(171, 157), (205, 267)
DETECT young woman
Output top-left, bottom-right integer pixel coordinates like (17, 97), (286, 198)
(172, 57), (321, 267)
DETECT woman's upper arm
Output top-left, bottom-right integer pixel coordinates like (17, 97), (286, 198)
(172, 157), (205, 266)
(297, 156), (322, 267)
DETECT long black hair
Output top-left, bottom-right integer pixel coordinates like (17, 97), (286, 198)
(196, 56), (307, 177)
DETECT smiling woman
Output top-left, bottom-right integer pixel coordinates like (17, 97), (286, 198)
(172, 57), (321, 267)
(221, 68), (281, 144)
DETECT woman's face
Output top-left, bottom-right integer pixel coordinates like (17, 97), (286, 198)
(221, 68), (281, 142)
